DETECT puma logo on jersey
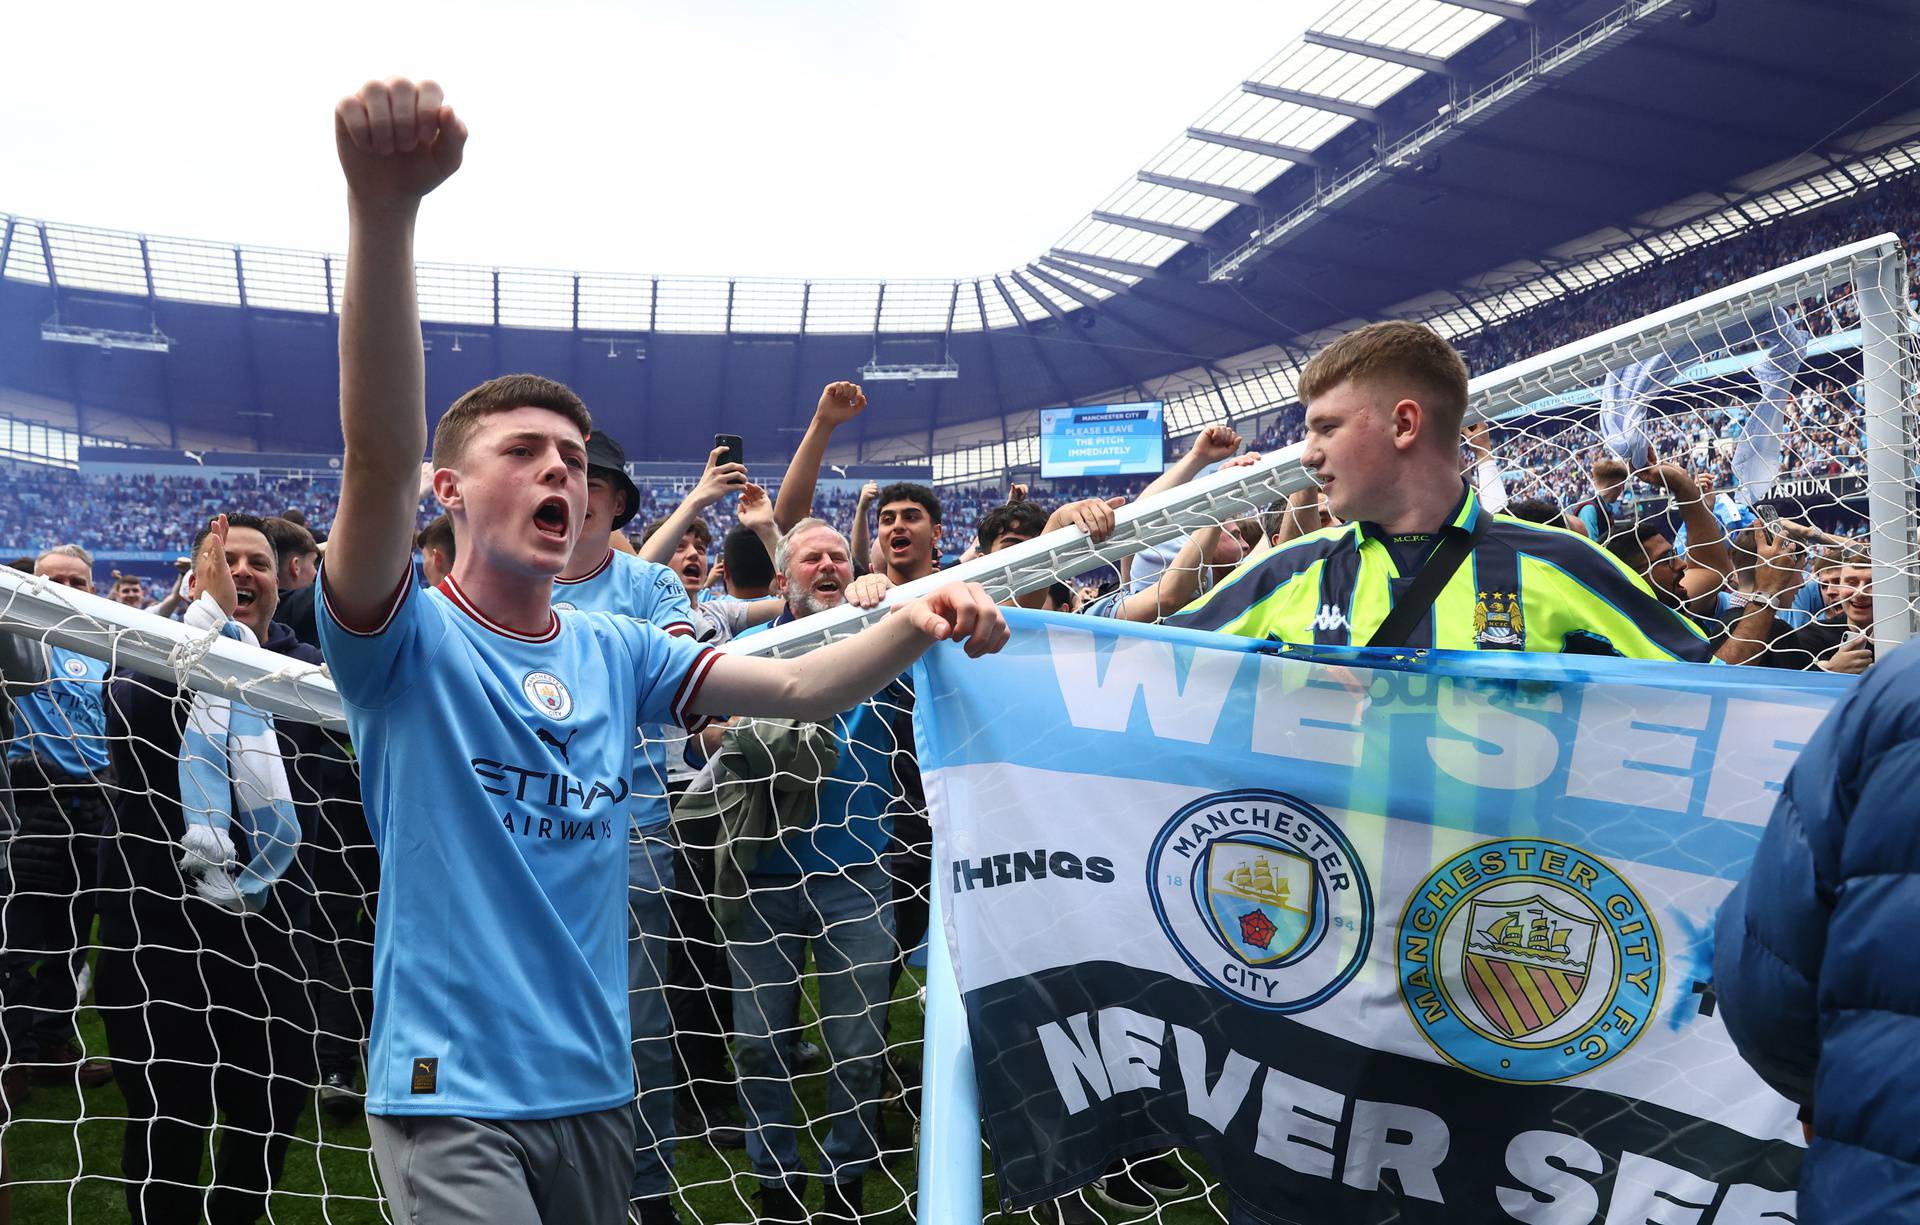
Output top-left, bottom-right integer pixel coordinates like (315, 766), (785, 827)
(536, 727), (578, 764)
(1312, 604), (1350, 632)
(411, 1057), (438, 1093)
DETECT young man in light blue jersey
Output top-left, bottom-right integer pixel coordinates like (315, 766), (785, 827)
(323, 78), (1007, 1225)
(550, 426), (698, 1219)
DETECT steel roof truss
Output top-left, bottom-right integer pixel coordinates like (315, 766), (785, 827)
(1090, 210), (1230, 250)
(1239, 81), (1383, 124)
(1185, 127), (1328, 168)
(1045, 249), (1165, 280)
(1136, 171), (1270, 209)
(1432, 0), (1539, 24)
(1300, 30), (1457, 78)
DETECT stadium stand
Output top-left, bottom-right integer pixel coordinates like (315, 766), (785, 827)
(9, 160), (1915, 580)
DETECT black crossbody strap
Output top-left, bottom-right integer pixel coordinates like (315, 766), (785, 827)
(1366, 513), (1487, 649)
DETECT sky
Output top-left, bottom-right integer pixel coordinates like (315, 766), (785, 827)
(3, 0), (1321, 280)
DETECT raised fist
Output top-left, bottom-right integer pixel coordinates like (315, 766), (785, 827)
(816, 382), (868, 426)
(1191, 424), (1242, 465)
(335, 77), (468, 209)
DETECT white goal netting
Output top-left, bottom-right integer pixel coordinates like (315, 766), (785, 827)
(0, 235), (1913, 1225)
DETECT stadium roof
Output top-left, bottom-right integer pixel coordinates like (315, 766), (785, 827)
(2, 0), (1917, 469)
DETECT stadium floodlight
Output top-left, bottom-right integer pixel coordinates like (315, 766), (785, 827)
(581, 334), (646, 361)
(40, 322), (172, 353)
(857, 360), (960, 383)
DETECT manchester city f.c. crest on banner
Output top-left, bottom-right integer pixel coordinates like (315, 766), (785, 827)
(1398, 837), (1663, 1083)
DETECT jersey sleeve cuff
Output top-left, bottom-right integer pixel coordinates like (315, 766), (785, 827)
(319, 567), (412, 637)
(670, 646), (721, 732)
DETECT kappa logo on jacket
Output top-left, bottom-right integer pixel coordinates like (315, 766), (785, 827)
(1311, 604), (1350, 633)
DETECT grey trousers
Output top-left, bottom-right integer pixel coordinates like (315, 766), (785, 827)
(368, 1103), (637, 1225)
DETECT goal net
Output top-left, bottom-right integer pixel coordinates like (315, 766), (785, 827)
(0, 234), (1911, 1224)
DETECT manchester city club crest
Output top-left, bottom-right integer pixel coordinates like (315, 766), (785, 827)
(1461, 894), (1599, 1038)
(1473, 590), (1525, 647)
(1397, 838), (1662, 1083)
(1204, 838), (1316, 964)
(1148, 789), (1373, 1014)
(521, 670), (574, 721)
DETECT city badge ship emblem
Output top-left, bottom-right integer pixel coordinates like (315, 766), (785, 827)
(1205, 840), (1316, 965)
(1397, 838), (1662, 1083)
(521, 670), (574, 721)
(1461, 895), (1598, 1039)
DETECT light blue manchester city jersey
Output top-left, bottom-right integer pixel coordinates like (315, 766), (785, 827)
(551, 549), (696, 830)
(317, 571), (717, 1119)
(6, 644), (111, 778)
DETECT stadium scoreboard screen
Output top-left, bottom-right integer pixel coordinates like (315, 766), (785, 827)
(1038, 402), (1165, 479)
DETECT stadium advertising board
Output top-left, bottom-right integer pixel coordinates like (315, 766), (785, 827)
(1038, 402), (1165, 479)
(913, 612), (1842, 1223)
(1760, 472), (1867, 503)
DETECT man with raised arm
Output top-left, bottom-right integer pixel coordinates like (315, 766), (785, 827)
(703, 519), (915, 1223)
(773, 382), (866, 533)
(322, 79), (1006, 1225)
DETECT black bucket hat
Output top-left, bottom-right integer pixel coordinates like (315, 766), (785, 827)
(584, 430), (642, 532)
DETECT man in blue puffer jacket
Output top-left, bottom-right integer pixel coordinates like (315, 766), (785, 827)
(1715, 636), (1920, 1220)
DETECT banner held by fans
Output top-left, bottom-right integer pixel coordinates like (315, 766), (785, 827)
(911, 610), (1849, 1224)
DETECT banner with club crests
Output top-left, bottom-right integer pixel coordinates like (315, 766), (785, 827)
(910, 610), (1848, 1224)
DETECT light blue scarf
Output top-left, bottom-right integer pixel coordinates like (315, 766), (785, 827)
(1732, 305), (1812, 502)
(176, 594), (299, 913)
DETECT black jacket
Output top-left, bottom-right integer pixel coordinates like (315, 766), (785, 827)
(273, 583), (322, 653)
(1753, 615), (1869, 671)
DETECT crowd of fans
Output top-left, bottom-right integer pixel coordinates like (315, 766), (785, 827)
(1214, 173), (1917, 503)
(0, 471), (347, 557)
(1, 348), (1895, 1224)
(1487, 376), (1869, 511)
(1453, 172), (1920, 374)
(1, 142), (1916, 1225)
